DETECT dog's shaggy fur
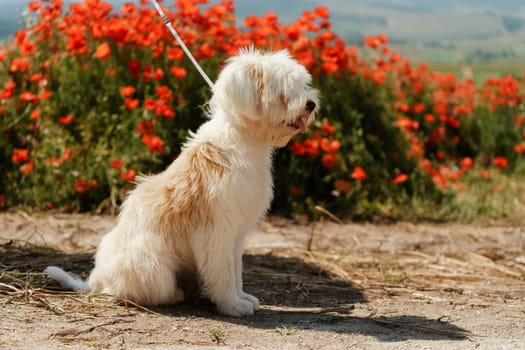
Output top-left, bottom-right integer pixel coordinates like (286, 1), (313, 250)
(46, 48), (319, 317)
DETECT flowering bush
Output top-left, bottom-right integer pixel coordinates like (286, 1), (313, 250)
(1, 0), (524, 218)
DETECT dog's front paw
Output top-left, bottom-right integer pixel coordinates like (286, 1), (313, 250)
(239, 291), (260, 311)
(217, 296), (255, 317)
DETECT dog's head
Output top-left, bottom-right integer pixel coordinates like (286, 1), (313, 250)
(208, 48), (319, 147)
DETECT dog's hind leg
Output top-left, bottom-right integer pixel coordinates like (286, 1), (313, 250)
(88, 250), (184, 306)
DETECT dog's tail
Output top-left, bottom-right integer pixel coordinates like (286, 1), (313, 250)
(44, 266), (86, 291)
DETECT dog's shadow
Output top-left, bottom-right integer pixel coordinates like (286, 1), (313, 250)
(243, 253), (366, 308)
(165, 253), (469, 342)
(0, 243), (469, 342)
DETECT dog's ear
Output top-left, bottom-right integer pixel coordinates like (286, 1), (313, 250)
(246, 62), (264, 115)
(209, 57), (264, 121)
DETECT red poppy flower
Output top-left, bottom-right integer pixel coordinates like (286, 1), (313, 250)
(244, 16), (259, 27)
(412, 103), (425, 114)
(514, 143), (525, 153)
(120, 2), (136, 16)
(10, 57), (31, 73)
(58, 114), (74, 125)
(27, 1), (40, 12)
(120, 86), (135, 97)
(321, 120), (335, 135)
(20, 162), (34, 175)
(363, 35), (380, 49)
(170, 66), (187, 79)
(29, 73), (43, 82)
(12, 149), (29, 163)
(314, 5), (329, 19)
(75, 179), (88, 193)
(167, 48), (183, 61)
(141, 134), (165, 153)
(128, 59), (141, 78)
(303, 139), (319, 156)
(95, 42), (111, 60)
(392, 174), (409, 184)
(75, 179), (98, 193)
(162, 107), (175, 119)
(460, 157), (473, 170)
(397, 103), (410, 112)
(136, 120), (156, 135)
(376, 34), (389, 45)
(322, 62), (338, 74)
(321, 153), (338, 169)
(372, 69), (386, 85)
(39, 90), (52, 100)
(120, 169), (136, 182)
(196, 43), (215, 59)
(62, 148), (71, 160)
(153, 68), (164, 81)
(424, 114), (435, 123)
(111, 159), (124, 169)
(351, 166), (367, 181)
(30, 108), (41, 120)
(289, 141), (305, 156)
(19, 91), (38, 103)
(320, 138), (341, 153)
(395, 116), (419, 131)
(125, 98), (139, 110)
(514, 114), (525, 128)
(20, 40), (36, 56)
(493, 156), (508, 169)
(334, 180), (350, 193)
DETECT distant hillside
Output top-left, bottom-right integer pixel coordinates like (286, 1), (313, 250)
(321, 0), (525, 43)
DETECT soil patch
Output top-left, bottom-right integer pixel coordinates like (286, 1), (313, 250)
(1, 211), (524, 349)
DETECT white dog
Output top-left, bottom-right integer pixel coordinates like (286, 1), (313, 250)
(45, 48), (319, 317)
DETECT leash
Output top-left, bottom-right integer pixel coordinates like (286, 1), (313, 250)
(150, 0), (215, 89)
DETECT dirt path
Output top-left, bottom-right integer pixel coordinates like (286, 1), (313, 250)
(1, 211), (524, 349)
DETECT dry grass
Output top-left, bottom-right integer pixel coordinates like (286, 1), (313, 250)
(449, 174), (525, 224)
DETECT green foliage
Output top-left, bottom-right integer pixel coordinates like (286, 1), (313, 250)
(460, 105), (525, 167)
(1, 0), (524, 221)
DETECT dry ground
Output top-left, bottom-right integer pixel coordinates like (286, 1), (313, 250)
(0, 211), (524, 349)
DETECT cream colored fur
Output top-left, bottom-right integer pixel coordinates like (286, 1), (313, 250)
(46, 48), (319, 317)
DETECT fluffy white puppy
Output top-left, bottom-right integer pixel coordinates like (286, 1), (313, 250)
(45, 48), (319, 317)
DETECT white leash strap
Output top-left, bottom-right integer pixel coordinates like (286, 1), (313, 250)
(151, 0), (215, 89)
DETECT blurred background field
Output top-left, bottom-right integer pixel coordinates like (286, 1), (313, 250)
(1, 0), (525, 221)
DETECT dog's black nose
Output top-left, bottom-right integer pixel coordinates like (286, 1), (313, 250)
(306, 100), (316, 112)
